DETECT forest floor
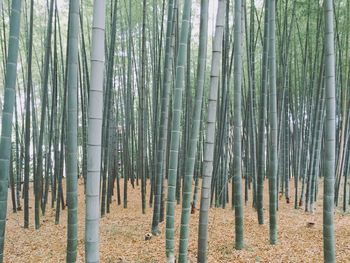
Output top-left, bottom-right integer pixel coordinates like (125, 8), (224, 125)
(3, 178), (350, 263)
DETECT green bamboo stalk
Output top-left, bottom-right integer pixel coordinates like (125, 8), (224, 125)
(197, 1), (225, 262)
(151, 0), (175, 235)
(105, 0), (118, 215)
(0, 0), (22, 262)
(23, 0), (34, 229)
(257, 0), (269, 225)
(178, 0), (209, 261)
(9, 147), (16, 213)
(14, 93), (21, 212)
(85, 0), (106, 261)
(165, 0), (192, 260)
(140, 0), (147, 215)
(55, 5), (67, 225)
(0, 0), (22, 260)
(268, 0), (278, 245)
(233, 0), (244, 250)
(51, 12), (59, 209)
(66, 0), (80, 261)
(323, 0), (336, 261)
(79, 10), (89, 188)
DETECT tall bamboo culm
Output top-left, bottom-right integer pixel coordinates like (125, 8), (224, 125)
(323, 0), (336, 262)
(197, 1), (226, 262)
(85, 0), (106, 262)
(0, 0), (23, 261)
(66, 0), (80, 261)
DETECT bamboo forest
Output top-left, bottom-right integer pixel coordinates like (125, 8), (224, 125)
(0, 0), (350, 262)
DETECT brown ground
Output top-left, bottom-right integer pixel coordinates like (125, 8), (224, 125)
(3, 178), (350, 263)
